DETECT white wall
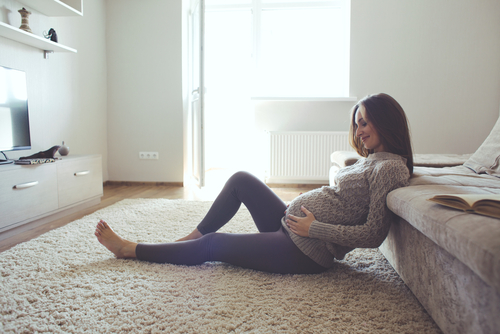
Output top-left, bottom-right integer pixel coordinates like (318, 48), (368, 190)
(106, 0), (184, 183)
(0, 0), (108, 179)
(255, 0), (500, 155)
(2, 0), (498, 185)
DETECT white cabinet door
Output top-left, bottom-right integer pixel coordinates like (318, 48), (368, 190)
(0, 164), (58, 230)
(57, 156), (103, 208)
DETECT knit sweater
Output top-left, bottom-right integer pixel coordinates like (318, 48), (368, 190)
(281, 152), (410, 268)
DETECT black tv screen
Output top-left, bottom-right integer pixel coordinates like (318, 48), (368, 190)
(0, 66), (31, 156)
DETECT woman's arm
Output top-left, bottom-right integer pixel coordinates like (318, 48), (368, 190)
(306, 162), (409, 248)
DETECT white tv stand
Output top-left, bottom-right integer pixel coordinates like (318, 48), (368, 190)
(0, 154), (102, 240)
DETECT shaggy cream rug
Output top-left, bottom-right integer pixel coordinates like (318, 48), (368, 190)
(1, 199), (441, 333)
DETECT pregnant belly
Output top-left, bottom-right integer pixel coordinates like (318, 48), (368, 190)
(285, 189), (338, 223)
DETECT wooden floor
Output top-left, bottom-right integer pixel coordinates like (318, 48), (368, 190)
(0, 182), (321, 254)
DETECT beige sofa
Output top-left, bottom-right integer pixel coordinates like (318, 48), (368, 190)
(330, 117), (500, 334)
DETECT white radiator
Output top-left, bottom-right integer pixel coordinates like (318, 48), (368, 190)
(266, 131), (353, 184)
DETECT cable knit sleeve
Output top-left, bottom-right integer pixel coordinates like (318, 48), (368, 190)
(308, 161), (409, 248)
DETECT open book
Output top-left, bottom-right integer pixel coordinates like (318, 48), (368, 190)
(428, 194), (500, 219)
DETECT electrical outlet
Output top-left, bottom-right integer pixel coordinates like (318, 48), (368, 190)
(139, 152), (159, 160)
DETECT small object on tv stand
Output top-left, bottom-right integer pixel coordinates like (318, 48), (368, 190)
(58, 141), (69, 156)
(20, 145), (61, 160)
(15, 158), (56, 165)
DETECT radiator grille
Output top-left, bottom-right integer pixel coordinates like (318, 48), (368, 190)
(267, 131), (353, 183)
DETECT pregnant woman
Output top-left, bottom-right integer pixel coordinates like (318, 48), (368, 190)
(95, 93), (413, 274)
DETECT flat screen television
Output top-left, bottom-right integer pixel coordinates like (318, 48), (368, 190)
(0, 65), (31, 165)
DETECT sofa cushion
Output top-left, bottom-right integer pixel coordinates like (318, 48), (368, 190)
(387, 183), (500, 293)
(464, 116), (500, 178)
(413, 153), (472, 168)
(410, 166), (500, 188)
(331, 151), (473, 169)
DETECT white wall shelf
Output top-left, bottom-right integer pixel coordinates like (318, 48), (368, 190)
(17, 0), (83, 17)
(0, 21), (77, 54)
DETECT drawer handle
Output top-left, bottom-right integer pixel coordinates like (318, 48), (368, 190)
(13, 181), (39, 189)
(74, 170), (90, 176)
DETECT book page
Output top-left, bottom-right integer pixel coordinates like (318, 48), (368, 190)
(432, 194), (500, 207)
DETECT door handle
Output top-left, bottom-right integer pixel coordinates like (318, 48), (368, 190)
(13, 181), (39, 189)
(74, 170), (90, 176)
(192, 87), (200, 94)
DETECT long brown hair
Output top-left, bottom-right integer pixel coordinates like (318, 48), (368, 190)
(349, 93), (414, 175)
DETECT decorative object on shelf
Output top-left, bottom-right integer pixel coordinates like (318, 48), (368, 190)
(43, 28), (58, 43)
(20, 145), (61, 159)
(18, 7), (33, 34)
(58, 141), (70, 156)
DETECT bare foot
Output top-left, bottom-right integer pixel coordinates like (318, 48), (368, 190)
(95, 220), (137, 259)
(176, 228), (203, 242)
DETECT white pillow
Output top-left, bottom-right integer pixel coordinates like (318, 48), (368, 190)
(463, 116), (500, 178)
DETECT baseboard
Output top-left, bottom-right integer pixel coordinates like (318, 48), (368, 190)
(265, 183), (327, 188)
(104, 181), (184, 187)
(265, 176), (329, 185)
(104, 180), (320, 189)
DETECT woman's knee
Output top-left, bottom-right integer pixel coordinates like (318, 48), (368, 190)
(228, 171), (254, 182)
(225, 171), (259, 189)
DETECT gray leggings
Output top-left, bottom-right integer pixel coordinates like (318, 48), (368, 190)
(135, 171), (327, 274)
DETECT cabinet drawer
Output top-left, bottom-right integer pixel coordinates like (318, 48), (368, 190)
(57, 156), (103, 208)
(0, 164), (59, 229)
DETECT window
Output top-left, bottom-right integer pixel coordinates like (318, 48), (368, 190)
(206, 0), (351, 98)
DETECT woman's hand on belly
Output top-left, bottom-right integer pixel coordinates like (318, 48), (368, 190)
(286, 206), (316, 237)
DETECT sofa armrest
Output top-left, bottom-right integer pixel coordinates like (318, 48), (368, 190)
(331, 151), (362, 168)
(330, 151), (361, 186)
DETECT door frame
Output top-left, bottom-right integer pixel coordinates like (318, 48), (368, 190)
(187, 0), (205, 188)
